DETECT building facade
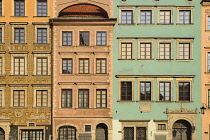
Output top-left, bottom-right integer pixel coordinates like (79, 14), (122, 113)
(202, 0), (210, 140)
(0, 0), (52, 139)
(112, 0), (202, 140)
(51, 0), (116, 139)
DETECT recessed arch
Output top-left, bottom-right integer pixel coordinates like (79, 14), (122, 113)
(96, 123), (108, 140)
(172, 120), (192, 140)
(0, 127), (5, 140)
(58, 3), (108, 18)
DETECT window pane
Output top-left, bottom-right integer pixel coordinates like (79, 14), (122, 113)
(80, 32), (89, 46)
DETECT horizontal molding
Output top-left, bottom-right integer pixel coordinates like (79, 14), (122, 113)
(115, 75), (195, 78)
(58, 82), (110, 85)
(9, 22), (28, 25)
(0, 22), (6, 25)
(119, 120), (150, 122)
(117, 5), (195, 7)
(117, 37), (194, 39)
(31, 84), (51, 87)
(32, 22), (50, 25)
(32, 51), (51, 54)
(9, 51), (29, 54)
(0, 84), (6, 87)
(153, 120), (168, 122)
(58, 51), (109, 54)
(0, 51), (6, 54)
(8, 84), (29, 87)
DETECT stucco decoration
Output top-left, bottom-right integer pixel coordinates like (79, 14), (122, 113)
(27, 113), (48, 119)
(0, 115), (9, 119)
(15, 110), (23, 117)
(166, 107), (197, 114)
(140, 104), (151, 113)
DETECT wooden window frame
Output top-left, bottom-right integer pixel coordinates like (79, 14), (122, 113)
(21, 129), (43, 139)
(61, 89), (72, 108)
(79, 31), (89, 46)
(36, 90), (48, 107)
(96, 58), (106, 74)
(0, 57), (2, 75)
(62, 58), (72, 74)
(37, 28), (47, 44)
(121, 43), (132, 59)
(59, 126), (76, 140)
(96, 89), (107, 108)
(14, 0), (25, 16)
(159, 82), (171, 101)
(37, 0), (47, 17)
(159, 10), (171, 24)
(121, 10), (133, 24)
(13, 90), (25, 107)
(62, 31), (72, 46)
(121, 81), (132, 101)
(96, 31), (107, 46)
(140, 10), (152, 24)
(159, 43), (171, 59)
(178, 82), (190, 101)
(179, 10), (191, 24)
(14, 28), (25, 43)
(140, 43), (152, 59)
(36, 57), (48, 75)
(14, 57), (25, 75)
(140, 81), (151, 101)
(78, 89), (89, 108)
(79, 58), (89, 74)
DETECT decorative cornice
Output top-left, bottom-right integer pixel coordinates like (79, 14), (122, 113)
(8, 84), (29, 87)
(166, 107), (197, 114)
(115, 75), (195, 78)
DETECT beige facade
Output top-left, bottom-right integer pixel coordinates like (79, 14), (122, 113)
(51, 0), (116, 139)
(202, 1), (210, 140)
(0, 0), (52, 139)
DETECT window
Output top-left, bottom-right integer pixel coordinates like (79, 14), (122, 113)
(121, 43), (132, 59)
(208, 17), (210, 30)
(14, 0), (25, 16)
(140, 82), (151, 101)
(159, 82), (171, 101)
(14, 57), (25, 75)
(96, 89), (107, 108)
(80, 31), (89, 46)
(21, 129), (43, 140)
(159, 10), (171, 24)
(179, 82), (190, 101)
(121, 10), (133, 24)
(208, 53), (210, 72)
(96, 59), (106, 74)
(0, 90), (2, 107)
(96, 32), (106, 46)
(208, 90), (210, 108)
(159, 43), (171, 59)
(85, 125), (91, 132)
(0, 57), (2, 75)
(0, 28), (2, 43)
(37, 28), (47, 44)
(59, 126), (76, 140)
(37, 0), (47, 16)
(61, 89), (72, 108)
(140, 10), (152, 24)
(121, 81), (132, 101)
(0, 1), (2, 16)
(140, 43), (151, 59)
(14, 28), (25, 43)
(62, 31), (72, 46)
(79, 58), (89, 74)
(158, 124), (166, 130)
(178, 43), (190, 59)
(36, 90), (48, 107)
(124, 127), (146, 140)
(36, 57), (48, 75)
(13, 90), (25, 107)
(78, 89), (89, 108)
(62, 59), (72, 74)
(179, 10), (191, 24)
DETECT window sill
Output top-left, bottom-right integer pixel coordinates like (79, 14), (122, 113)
(94, 73), (109, 75)
(137, 59), (154, 61)
(176, 23), (194, 25)
(10, 107), (27, 108)
(33, 43), (50, 45)
(76, 73), (92, 76)
(59, 107), (109, 110)
(157, 23), (174, 25)
(33, 107), (50, 108)
(175, 101), (193, 103)
(156, 59), (174, 61)
(33, 75), (51, 76)
(118, 59), (135, 60)
(10, 75), (28, 76)
(11, 43), (27, 45)
(118, 23), (135, 25)
(136, 100), (154, 102)
(176, 59), (193, 61)
(10, 16), (28, 18)
(117, 100), (135, 102)
(156, 101), (175, 103)
(204, 72), (210, 74)
(33, 16), (50, 18)
(60, 73), (74, 75)
(137, 23), (155, 25)
(205, 30), (210, 32)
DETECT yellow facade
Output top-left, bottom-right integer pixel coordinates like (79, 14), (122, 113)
(0, 0), (52, 139)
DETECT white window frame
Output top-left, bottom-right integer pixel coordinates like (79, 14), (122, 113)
(118, 39), (135, 60)
(0, 87), (5, 108)
(138, 39), (154, 60)
(33, 87), (51, 108)
(177, 7), (193, 25)
(157, 39), (173, 60)
(34, 53), (50, 75)
(11, 53), (27, 75)
(176, 39), (193, 60)
(0, 53), (5, 76)
(10, 87), (27, 108)
(158, 7), (173, 25)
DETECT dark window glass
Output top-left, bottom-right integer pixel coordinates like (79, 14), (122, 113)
(96, 89), (107, 108)
(13, 90), (25, 107)
(179, 10), (191, 24)
(158, 124), (166, 130)
(0, 1), (2, 16)
(37, 0), (47, 16)
(0, 90), (2, 107)
(62, 31), (72, 46)
(61, 89), (72, 108)
(80, 32), (89, 46)
(21, 129), (43, 139)
(208, 90), (210, 108)
(14, 0), (25, 16)
(14, 57), (25, 75)
(140, 82), (151, 101)
(37, 28), (47, 44)
(0, 28), (2, 43)
(121, 43), (132, 59)
(208, 53), (210, 72)
(179, 82), (190, 101)
(121, 10), (133, 24)
(140, 10), (152, 24)
(208, 17), (210, 30)
(96, 32), (106, 46)
(79, 58), (89, 74)
(62, 59), (72, 74)
(136, 127), (146, 140)
(124, 127), (134, 140)
(0, 57), (2, 75)
(36, 57), (48, 75)
(96, 59), (106, 74)
(78, 89), (89, 108)
(14, 28), (25, 43)
(36, 90), (48, 107)
(159, 82), (171, 101)
(121, 81), (132, 101)
(59, 126), (76, 140)
(85, 125), (91, 132)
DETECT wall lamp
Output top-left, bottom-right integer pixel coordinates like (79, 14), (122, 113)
(200, 103), (207, 115)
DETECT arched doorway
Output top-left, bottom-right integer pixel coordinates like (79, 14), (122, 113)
(58, 125), (76, 140)
(0, 128), (5, 140)
(96, 123), (108, 140)
(172, 120), (192, 140)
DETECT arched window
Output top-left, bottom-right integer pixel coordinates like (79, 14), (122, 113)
(58, 126), (76, 140)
